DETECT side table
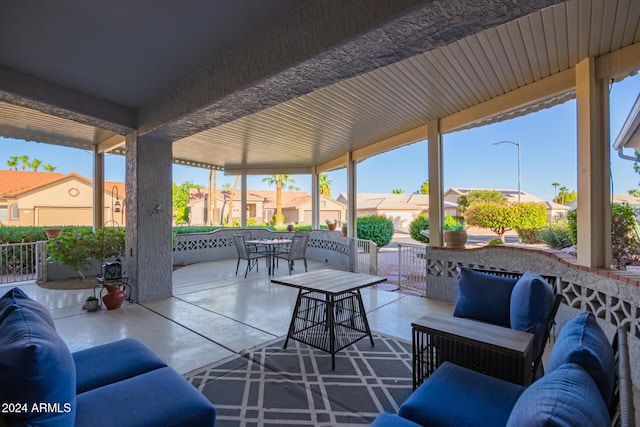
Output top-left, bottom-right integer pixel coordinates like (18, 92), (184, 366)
(412, 313), (534, 389)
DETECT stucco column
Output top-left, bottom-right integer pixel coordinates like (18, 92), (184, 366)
(575, 57), (611, 268)
(311, 169), (320, 230)
(124, 133), (173, 302)
(346, 152), (357, 238)
(428, 120), (444, 247)
(93, 147), (104, 229)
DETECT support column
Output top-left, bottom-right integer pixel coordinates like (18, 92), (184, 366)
(241, 173), (247, 227)
(93, 147), (104, 230)
(124, 133), (174, 302)
(311, 169), (320, 229)
(346, 152), (357, 238)
(575, 57), (611, 268)
(428, 120), (444, 247)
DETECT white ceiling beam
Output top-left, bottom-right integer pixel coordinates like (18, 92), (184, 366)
(596, 41), (640, 81)
(352, 125), (428, 163)
(96, 134), (126, 153)
(223, 167), (312, 176)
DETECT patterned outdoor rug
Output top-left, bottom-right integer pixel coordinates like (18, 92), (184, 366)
(184, 333), (413, 426)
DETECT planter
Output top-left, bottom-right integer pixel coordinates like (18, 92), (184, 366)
(287, 224), (295, 232)
(44, 228), (63, 239)
(85, 298), (99, 312)
(102, 284), (126, 310)
(341, 225), (348, 236)
(327, 223), (337, 231)
(444, 230), (468, 249)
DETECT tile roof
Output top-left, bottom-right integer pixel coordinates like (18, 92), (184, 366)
(0, 170), (124, 197)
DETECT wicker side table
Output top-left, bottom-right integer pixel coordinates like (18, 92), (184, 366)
(412, 313), (534, 389)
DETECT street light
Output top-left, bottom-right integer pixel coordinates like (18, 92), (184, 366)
(493, 140), (521, 203)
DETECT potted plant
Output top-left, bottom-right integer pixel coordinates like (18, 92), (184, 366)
(443, 215), (467, 249)
(341, 222), (348, 236)
(85, 295), (99, 312)
(325, 219), (338, 231)
(286, 223), (295, 232)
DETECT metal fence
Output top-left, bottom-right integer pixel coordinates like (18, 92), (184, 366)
(0, 241), (45, 284)
(397, 242), (427, 295)
(354, 238), (378, 275)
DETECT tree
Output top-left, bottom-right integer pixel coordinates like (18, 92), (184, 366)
(43, 164), (57, 172)
(6, 156), (18, 170)
(392, 188), (404, 194)
(172, 181), (201, 225)
(466, 202), (546, 242)
(29, 158), (42, 171)
(554, 186), (576, 205)
(629, 189), (640, 197)
(457, 190), (507, 214)
(226, 175), (239, 225)
(319, 173), (332, 196)
(416, 180), (429, 195)
(207, 168), (218, 225)
(19, 155), (29, 170)
(262, 175), (296, 225)
(551, 182), (560, 199)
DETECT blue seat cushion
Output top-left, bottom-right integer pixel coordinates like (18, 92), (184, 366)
(506, 362), (610, 426)
(370, 413), (424, 427)
(509, 271), (554, 360)
(0, 287), (76, 426)
(453, 268), (517, 327)
(399, 362), (524, 427)
(73, 338), (167, 393)
(75, 367), (216, 427)
(547, 312), (615, 405)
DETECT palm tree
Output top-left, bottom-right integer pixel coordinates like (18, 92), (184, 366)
(227, 176), (239, 225)
(29, 158), (42, 171)
(208, 168), (218, 225)
(319, 173), (332, 196)
(220, 183), (231, 224)
(551, 182), (560, 200)
(43, 164), (57, 172)
(19, 155), (29, 170)
(559, 186), (569, 205)
(6, 156), (18, 170)
(392, 189), (404, 194)
(262, 175), (296, 225)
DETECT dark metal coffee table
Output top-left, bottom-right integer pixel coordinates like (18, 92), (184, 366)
(272, 269), (386, 369)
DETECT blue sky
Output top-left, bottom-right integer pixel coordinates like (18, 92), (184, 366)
(1, 73), (639, 202)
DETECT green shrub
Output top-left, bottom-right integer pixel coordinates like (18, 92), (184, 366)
(516, 229), (542, 244)
(538, 221), (573, 249)
(488, 238), (504, 245)
(567, 209), (577, 245)
(47, 227), (125, 279)
(467, 202), (546, 242)
(356, 215), (394, 247)
(409, 214), (430, 244)
(0, 226), (49, 243)
(443, 215), (465, 231)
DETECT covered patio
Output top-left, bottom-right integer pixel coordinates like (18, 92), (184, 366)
(1, 0), (640, 424)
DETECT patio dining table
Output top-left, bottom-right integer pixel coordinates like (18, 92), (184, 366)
(272, 269), (386, 369)
(246, 238), (291, 275)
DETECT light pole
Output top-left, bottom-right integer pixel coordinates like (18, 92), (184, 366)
(493, 140), (521, 203)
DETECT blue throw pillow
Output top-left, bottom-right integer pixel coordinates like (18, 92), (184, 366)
(509, 272), (554, 361)
(453, 268), (517, 327)
(0, 288), (76, 426)
(547, 312), (615, 405)
(506, 363), (610, 427)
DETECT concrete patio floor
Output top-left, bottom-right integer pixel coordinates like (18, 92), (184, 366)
(4, 258), (453, 375)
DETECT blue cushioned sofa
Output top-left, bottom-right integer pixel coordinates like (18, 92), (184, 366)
(0, 287), (216, 427)
(371, 312), (635, 427)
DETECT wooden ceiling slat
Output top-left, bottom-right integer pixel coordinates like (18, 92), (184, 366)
(456, 37), (502, 98)
(541, 6), (561, 75)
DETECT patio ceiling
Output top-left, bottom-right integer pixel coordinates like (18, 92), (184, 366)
(1, 0), (639, 173)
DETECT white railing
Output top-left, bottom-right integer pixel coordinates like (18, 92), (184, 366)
(0, 241), (46, 284)
(354, 239), (378, 275)
(397, 242), (428, 295)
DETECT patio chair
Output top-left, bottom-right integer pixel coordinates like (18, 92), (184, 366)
(234, 234), (267, 278)
(274, 234), (309, 275)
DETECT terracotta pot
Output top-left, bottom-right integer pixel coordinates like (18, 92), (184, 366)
(341, 225), (348, 236)
(44, 228), (63, 239)
(327, 223), (337, 231)
(287, 224), (294, 232)
(102, 284), (126, 310)
(444, 230), (468, 249)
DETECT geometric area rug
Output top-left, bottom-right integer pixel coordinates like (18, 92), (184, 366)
(183, 333), (413, 426)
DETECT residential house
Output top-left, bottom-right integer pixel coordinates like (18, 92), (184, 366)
(188, 189), (346, 225)
(337, 193), (458, 229)
(0, 170), (125, 226)
(444, 188), (570, 222)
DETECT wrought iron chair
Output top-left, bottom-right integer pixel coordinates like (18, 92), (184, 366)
(274, 234), (309, 275)
(234, 234), (267, 278)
